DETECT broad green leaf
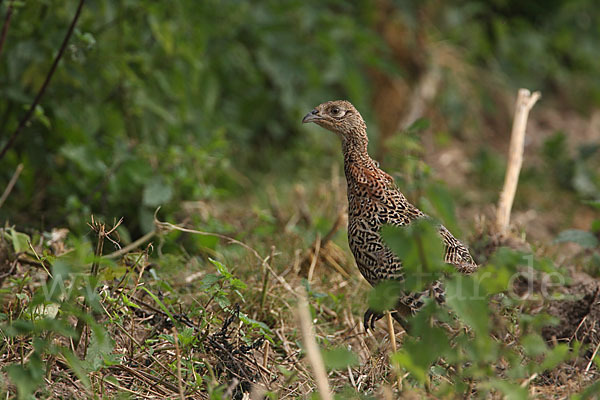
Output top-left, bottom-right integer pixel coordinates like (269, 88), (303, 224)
(521, 334), (547, 357)
(381, 219), (448, 292)
(9, 228), (30, 253)
(554, 229), (599, 249)
(142, 178), (173, 207)
(445, 274), (489, 336)
(488, 379), (528, 400)
(322, 347), (359, 370)
(84, 329), (116, 371)
(368, 280), (403, 313)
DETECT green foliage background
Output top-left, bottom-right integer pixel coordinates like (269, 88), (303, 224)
(2, 0), (599, 236)
(2, 0), (600, 398)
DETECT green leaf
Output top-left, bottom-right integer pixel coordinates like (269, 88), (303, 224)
(381, 219), (448, 292)
(368, 280), (403, 313)
(142, 178), (173, 207)
(405, 117), (430, 134)
(554, 229), (599, 249)
(392, 325), (450, 383)
(84, 328), (116, 371)
(177, 327), (197, 347)
(63, 350), (92, 390)
(121, 293), (140, 309)
(8, 228), (30, 253)
(540, 343), (570, 370)
(322, 347), (359, 370)
(141, 287), (175, 325)
(6, 352), (45, 399)
(488, 379), (528, 400)
(238, 312), (273, 336)
(521, 334), (547, 357)
(445, 274), (489, 336)
(421, 183), (459, 236)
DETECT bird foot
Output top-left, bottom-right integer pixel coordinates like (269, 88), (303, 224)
(363, 308), (409, 332)
(363, 308), (383, 331)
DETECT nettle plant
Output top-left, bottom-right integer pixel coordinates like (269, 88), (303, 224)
(364, 218), (576, 398)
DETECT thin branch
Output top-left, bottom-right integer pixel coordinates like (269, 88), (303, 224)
(0, 162), (23, 208)
(307, 233), (321, 283)
(496, 89), (541, 236)
(0, 0), (86, 161)
(105, 229), (155, 259)
(0, 0), (13, 58)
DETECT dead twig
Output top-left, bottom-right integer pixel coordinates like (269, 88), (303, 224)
(307, 233), (321, 283)
(0, 162), (23, 208)
(105, 230), (155, 259)
(496, 89), (541, 236)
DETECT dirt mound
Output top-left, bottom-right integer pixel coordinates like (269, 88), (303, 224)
(542, 272), (600, 346)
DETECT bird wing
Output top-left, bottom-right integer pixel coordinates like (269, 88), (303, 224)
(381, 176), (478, 274)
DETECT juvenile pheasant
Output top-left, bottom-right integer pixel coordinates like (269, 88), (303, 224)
(302, 100), (478, 331)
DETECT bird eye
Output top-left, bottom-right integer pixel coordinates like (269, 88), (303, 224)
(331, 107), (340, 114)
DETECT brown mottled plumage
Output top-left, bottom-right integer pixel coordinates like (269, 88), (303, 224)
(303, 100), (478, 331)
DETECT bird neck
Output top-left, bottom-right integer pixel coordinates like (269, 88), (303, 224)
(341, 130), (371, 165)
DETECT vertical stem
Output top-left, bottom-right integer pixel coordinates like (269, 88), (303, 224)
(386, 311), (403, 391)
(496, 89), (541, 236)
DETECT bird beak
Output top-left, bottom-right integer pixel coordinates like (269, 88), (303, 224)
(302, 109), (321, 124)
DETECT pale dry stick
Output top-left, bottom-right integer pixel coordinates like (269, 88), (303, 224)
(307, 233), (321, 283)
(323, 253), (351, 279)
(347, 363), (357, 390)
(0, 162), (23, 208)
(585, 341), (600, 372)
(297, 289), (333, 400)
(496, 89), (541, 236)
(101, 378), (157, 399)
(386, 311), (403, 391)
(262, 340), (270, 370)
(520, 372), (538, 388)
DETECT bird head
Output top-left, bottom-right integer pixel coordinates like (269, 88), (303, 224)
(302, 100), (367, 139)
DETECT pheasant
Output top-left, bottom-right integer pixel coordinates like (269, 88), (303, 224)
(302, 100), (478, 331)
